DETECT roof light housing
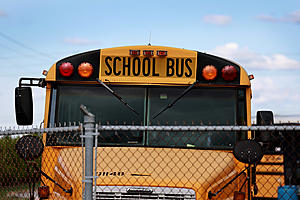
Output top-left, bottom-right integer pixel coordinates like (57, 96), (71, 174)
(59, 62), (74, 77)
(202, 65), (217, 80)
(78, 62), (94, 78)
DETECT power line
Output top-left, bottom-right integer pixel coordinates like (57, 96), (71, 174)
(0, 32), (53, 60)
(0, 42), (46, 59)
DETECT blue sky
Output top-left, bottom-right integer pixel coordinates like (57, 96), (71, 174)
(0, 0), (300, 125)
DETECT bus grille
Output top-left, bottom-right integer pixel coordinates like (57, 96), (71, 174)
(94, 186), (196, 200)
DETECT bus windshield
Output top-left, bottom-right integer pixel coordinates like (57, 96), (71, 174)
(47, 85), (246, 148)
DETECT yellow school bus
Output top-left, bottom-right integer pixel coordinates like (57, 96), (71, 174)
(19, 46), (283, 199)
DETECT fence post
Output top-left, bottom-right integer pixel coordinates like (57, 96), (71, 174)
(80, 105), (95, 200)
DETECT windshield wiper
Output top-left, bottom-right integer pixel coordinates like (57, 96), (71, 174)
(152, 81), (198, 119)
(96, 78), (141, 118)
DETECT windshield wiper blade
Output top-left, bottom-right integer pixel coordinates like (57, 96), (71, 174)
(152, 81), (198, 119)
(96, 78), (140, 117)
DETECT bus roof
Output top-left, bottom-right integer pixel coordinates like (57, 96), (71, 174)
(46, 45), (250, 86)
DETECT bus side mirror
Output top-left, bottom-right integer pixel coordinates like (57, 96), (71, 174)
(256, 111), (274, 145)
(256, 111), (274, 125)
(15, 87), (33, 125)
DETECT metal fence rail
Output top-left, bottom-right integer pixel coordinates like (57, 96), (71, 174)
(0, 126), (81, 136)
(1, 125), (299, 136)
(96, 125), (300, 131)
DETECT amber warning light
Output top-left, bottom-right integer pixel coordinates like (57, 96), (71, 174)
(78, 62), (94, 78)
(202, 65), (217, 80)
(38, 186), (50, 199)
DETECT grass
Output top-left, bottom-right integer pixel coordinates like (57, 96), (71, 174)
(0, 184), (40, 200)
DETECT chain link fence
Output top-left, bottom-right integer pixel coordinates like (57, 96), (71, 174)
(0, 117), (299, 199)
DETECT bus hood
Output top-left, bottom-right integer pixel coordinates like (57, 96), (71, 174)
(48, 147), (244, 199)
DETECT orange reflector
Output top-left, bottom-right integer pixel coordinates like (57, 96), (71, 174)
(202, 65), (217, 80)
(157, 50), (167, 56)
(249, 74), (254, 80)
(129, 50), (140, 56)
(78, 62), (94, 78)
(38, 186), (50, 199)
(143, 50), (154, 56)
(42, 70), (48, 76)
(233, 191), (245, 200)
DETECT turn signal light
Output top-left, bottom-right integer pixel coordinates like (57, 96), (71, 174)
(78, 62), (94, 78)
(129, 50), (140, 56)
(202, 65), (217, 80)
(38, 186), (50, 199)
(59, 62), (74, 77)
(222, 65), (237, 81)
(233, 191), (245, 200)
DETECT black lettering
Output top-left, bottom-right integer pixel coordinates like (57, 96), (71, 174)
(113, 57), (121, 76)
(123, 57), (131, 76)
(185, 58), (192, 77)
(142, 58), (151, 76)
(132, 57), (141, 76)
(176, 58), (184, 77)
(152, 58), (159, 76)
(105, 56), (112, 75)
(166, 58), (174, 76)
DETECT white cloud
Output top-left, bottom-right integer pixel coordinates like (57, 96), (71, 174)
(64, 37), (96, 45)
(210, 43), (300, 117)
(286, 10), (300, 24)
(0, 10), (6, 17)
(256, 14), (280, 23)
(210, 43), (300, 69)
(251, 76), (300, 117)
(257, 10), (300, 25)
(203, 15), (232, 25)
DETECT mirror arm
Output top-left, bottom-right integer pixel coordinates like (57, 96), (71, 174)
(208, 166), (250, 199)
(19, 77), (46, 88)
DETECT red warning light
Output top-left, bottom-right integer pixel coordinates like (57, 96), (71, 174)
(143, 50), (154, 56)
(129, 50), (140, 56)
(59, 62), (74, 77)
(222, 65), (237, 81)
(157, 50), (167, 56)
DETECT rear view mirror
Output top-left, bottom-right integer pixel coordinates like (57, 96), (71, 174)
(256, 111), (274, 125)
(256, 111), (274, 143)
(15, 87), (33, 125)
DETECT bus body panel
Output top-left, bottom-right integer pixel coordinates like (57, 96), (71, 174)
(42, 147), (247, 200)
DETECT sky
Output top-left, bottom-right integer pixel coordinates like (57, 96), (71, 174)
(0, 0), (300, 126)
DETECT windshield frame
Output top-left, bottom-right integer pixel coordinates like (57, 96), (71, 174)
(46, 83), (247, 149)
